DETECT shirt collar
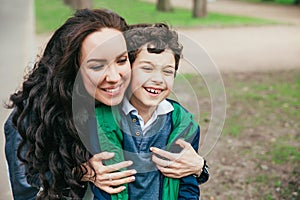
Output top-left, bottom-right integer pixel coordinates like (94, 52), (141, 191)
(122, 97), (174, 116)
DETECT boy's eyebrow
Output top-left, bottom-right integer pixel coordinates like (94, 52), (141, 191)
(139, 60), (153, 64)
(139, 60), (175, 68)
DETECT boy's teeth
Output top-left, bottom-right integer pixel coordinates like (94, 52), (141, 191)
(146, 88), (161, 94)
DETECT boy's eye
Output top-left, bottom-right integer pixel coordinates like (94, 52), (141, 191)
(141, 65), (154, 72)
(163, 66), (175, 75)
(163, 69), (175, 75)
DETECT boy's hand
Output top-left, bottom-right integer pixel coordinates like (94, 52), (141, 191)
(81, 152), (136, 194)
(151, 139), (204, 178)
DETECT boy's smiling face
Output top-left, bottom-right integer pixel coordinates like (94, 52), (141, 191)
(129, 46), (176, 112)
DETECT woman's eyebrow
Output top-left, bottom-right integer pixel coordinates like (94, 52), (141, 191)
(86, 51), (127, 63)
(86, 58), (107, 63)
(116, 51), (128, 59)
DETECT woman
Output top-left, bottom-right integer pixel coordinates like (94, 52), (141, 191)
(5, 8), (206, 200)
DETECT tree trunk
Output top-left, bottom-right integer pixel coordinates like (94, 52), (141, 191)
(63, 0), (92, 9)
(157, 0), (173, 12)
(193, 0), (207, 18)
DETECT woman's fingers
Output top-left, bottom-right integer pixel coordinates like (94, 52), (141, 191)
(175, 138), (192, 149)
(91, 152), (115, 162)
(152, 154), (172, 167)
(155, 163), (185, 178)
(94, 184), (127, 194)
(105, 160), (133, 173)
(96, 169), (136, 182)
(151, 140), (204, 178)
(106, 169), (137, 180)
(100, 174), (136, 186)
(90, 152), (133, 174)
(150, 139), (192, 162)
(93, 170), (136, 194)
(150, 147), (177, 161)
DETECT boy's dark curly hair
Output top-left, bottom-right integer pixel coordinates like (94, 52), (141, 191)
(8, 8), (128, 199)
(124, 23), (183, 72)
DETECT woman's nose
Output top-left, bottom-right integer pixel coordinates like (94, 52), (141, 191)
(105, 65), (121, 82)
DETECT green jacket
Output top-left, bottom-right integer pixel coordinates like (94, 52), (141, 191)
(95, 100), (199, 200)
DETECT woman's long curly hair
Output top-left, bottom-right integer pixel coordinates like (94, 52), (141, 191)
(8, 8), (128, 199)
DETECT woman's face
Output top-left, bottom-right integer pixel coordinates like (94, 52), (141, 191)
(80, 28), (131, 106)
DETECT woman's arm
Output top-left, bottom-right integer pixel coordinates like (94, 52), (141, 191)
(4, 112), (40, 200)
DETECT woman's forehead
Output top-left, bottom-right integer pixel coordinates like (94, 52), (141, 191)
(81, 29), (127, 63)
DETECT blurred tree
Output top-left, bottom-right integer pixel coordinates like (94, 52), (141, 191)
(157, 0), (173, 12)
(193, 0), (207, 18)
(63, 0), (92, 9)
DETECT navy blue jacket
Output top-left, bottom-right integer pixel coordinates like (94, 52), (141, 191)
(4, 112), (39, 200)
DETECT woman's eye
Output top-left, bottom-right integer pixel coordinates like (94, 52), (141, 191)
(117, 57), (128, 65)
(89, 64), (105, 71)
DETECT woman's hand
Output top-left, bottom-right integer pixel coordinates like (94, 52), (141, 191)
(81, 152), (136, 194)
(151, 139), (204, 178)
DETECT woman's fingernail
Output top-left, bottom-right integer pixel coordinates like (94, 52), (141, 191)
(121, 186), (126, 190)
(131, 170), (137, 174)
(127, 161), (133, 165)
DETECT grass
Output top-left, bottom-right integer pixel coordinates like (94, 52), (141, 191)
(170, 71), (300, 200)
(224, 72), (300, 137)
(35, 0), (73, 33)
(35, 0), (278, 33)
(270, 142), (300, 164)
(172, 71), (300, 138)
(93, 0), (278, 27)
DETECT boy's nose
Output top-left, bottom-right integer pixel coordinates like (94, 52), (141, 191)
(151, 70), (164, 84)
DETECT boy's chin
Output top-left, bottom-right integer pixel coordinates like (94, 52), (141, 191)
(141, 99), (163, 108)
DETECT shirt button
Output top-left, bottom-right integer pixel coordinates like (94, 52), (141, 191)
(136, 132), (141, 136)
(132, 118), (137, 123)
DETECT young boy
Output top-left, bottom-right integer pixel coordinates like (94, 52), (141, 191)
(92, 24), (201, 200)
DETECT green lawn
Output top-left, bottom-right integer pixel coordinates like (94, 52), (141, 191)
(179, 70), (300, 199)
(35, 0), (278, 33)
